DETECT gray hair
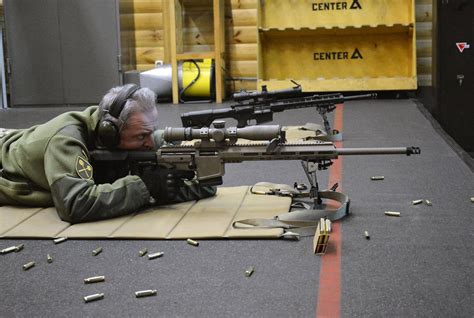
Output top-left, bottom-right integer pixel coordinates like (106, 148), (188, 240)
(99, 84), (158, 130)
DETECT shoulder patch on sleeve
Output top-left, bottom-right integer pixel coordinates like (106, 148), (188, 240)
(76, 156), (93, 180)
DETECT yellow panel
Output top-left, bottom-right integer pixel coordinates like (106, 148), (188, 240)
(260, 0), (415, 29)
(259, 77), (418, 92)
(259, 26), (415, 83)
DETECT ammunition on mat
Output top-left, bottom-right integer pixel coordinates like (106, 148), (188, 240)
(92, 247), (103, 256)
(47, 254), (53, 263)
(1, 246), (17, 255)
(135, 289), (157, 298)
(425, 200), (432, 206)
(83, 293), (104, 303)
(53, 237), (68, 244)
(471, 197), (474, 203)
(245, 267), (255, 277)
(325, 218), (332, 233)
(314, 218), (331, 255)
(139, 248), (148, 257)
(148, 252), (164, 260)
(14, 244), (24, 252)
(22, 261), (35, 271)
(370, 176), (385, 181)
(84, 276), (105, 284)
(412, 199), (423, 205)
(187, 239), (199, 246)
(364, 231), (370, 239)
(384, 211), (401, 217)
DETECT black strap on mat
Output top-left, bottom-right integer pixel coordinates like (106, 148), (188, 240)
(233, 190), (350, 237)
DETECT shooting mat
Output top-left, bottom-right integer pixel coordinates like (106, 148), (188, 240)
(0, 126), (320, 240)
(0, 186), (290, 240)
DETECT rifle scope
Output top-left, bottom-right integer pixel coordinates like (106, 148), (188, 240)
(232, 85), (302, 102)
(164, 125), (282, 142)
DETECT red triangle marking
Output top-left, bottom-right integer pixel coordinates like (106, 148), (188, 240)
(456, 42), (466, 53)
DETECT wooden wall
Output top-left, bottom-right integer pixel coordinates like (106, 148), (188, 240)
(122, 0), (432, 92)
(415, 0), (433, 87)
(0, 0), (431, 92)
(119, 0), (165, 72)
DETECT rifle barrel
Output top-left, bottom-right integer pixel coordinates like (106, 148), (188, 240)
(336, 147), (420, 156)
(343, 93), (377, 101)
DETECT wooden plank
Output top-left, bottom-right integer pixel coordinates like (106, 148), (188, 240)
(183, 10), (213, 29)
(182, 27), (216, 47)
(227, 43), (257, 61)
(170, 0), (180, 104)
(416, 57), (432, 74)
(135, 47), (165, 64)
(417, 74), (432, 87)
(416, 40), (432, 58)
(185, 0), (257, 10)
(121, 30), (164, 47)
(415, 4), (432, 22)
(214, 0), (226, 102)
(227, 26), (257, 43)
(137, 64), (156, 71)
(177, 51), (215, 60)
(163, 0), (171, 63)
(120, 13), (163, 30)
(229, 0), (257, 10)
(226, 80), (257, 93)
(416, 22), (432, 40)
(181, 0), (212, 7)
(180, 26), (256, 45)
(120, 0), (162, 14)
(226, 9), (257, 27)
(183, 44), (214, 52)
(228, 61), (257, 77)
(181, 0), (256, 10)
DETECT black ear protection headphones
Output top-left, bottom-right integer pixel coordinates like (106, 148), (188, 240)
(96, 84), (140, 148)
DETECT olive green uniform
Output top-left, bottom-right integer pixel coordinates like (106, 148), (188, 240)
(0, 106), (215, 223)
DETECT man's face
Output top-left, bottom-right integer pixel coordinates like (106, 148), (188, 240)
(118, 111), (158, 150)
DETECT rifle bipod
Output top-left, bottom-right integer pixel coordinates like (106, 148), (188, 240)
(292, 160), (338, 207)
(232, 160), (350, 238)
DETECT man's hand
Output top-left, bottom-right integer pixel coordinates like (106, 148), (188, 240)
(140, 166), (195, 204)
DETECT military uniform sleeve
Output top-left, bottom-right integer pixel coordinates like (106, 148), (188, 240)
(171, 180), (217, 204)
(44, 133), (151, 224)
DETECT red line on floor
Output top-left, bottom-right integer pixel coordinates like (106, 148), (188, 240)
(316, 104), (343, 318)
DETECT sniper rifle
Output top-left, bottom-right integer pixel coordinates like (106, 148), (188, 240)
(180, 84), (376, 135)
(90, 123), (420, 190)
